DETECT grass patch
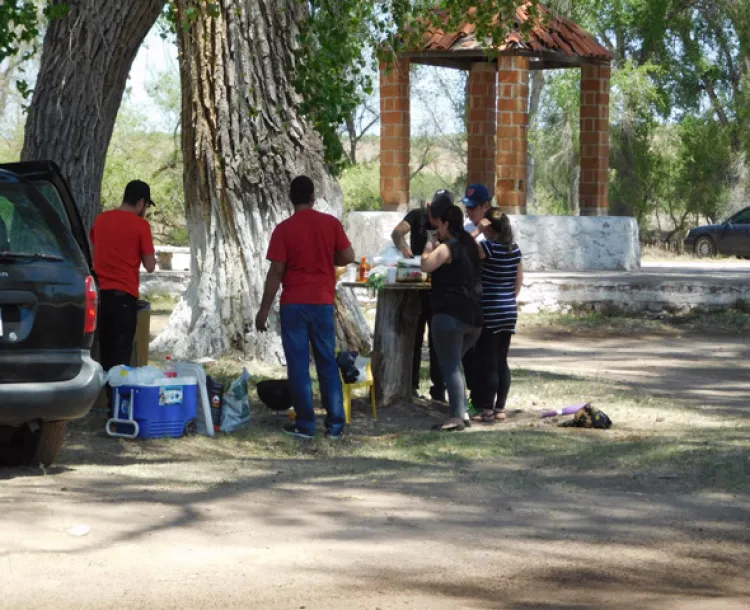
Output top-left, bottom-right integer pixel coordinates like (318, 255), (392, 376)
(146, 292), (180, 315)
(74, 359), (750, 496)
(519, 309), (750, 336)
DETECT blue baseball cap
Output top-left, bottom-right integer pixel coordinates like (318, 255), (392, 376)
(462, 184), (490, 208)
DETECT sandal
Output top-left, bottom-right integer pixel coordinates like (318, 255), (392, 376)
(431, 418), (466, 432)
(494, 410), (507, 421)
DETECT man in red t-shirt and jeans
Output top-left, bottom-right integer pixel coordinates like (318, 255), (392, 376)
(256, 176), (355, 440)
(91, 180), (157, 380)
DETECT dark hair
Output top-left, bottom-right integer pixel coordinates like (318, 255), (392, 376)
(440, 204), (480, 267)
(485, 207), (514, 247)
(429, 189), (454, 221)
(290, 175), (314, 206)
(123, 180), (153, 207)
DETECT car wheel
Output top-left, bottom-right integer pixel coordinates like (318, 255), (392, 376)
(0, 421), (67, 467)
(695, 236), (716, 258)
(33, 421), (68, 466)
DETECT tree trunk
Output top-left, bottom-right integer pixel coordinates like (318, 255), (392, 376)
(526, 70), (545, 207)
(373, 288), (422, 406)
(335, 287), (372, 355)
(153, 0), (343, 362)
(20, 0), (165, 229)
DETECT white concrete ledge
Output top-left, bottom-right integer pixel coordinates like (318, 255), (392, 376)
(346, 211), (641, 272)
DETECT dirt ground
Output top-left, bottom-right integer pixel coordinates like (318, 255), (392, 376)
(1, 323), (749, 609)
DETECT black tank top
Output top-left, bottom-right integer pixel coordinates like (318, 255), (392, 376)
(430, 238), (483, 328)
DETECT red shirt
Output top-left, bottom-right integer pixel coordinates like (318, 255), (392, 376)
(90, 210), (155, 298)
(267, 208), (351, 305)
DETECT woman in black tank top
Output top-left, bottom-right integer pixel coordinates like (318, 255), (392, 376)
(421, 205), (483, 431)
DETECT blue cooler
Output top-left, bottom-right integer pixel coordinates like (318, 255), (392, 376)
(107, 377), (198, 439)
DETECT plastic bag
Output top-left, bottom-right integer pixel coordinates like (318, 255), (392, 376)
(220, 368), (252, 433)
(373, 243), (402, 266)
(107, 365), (163, 387)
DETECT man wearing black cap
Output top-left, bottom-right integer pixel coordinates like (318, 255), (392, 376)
(391, 189), (453, 401)
(90, 180), (157, 377)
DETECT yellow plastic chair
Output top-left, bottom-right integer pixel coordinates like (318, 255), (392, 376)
(341, 359), (377, 424)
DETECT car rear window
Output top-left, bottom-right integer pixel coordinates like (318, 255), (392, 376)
(32, 180), (73, 231)
(0, 183), (67, 258)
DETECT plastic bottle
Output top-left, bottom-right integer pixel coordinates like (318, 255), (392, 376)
(164, 355), (178, 378)
(358, 257), (370, 282)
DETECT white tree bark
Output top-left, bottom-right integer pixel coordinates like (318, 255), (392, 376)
(153, 0), (344, 363)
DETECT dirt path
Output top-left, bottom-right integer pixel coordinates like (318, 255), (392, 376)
(513, 332), (750, 416)
(1, 330), (749, 609)
(2, 454), (748, 610)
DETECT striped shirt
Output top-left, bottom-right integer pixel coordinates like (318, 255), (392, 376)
(480, 240), (522, 333)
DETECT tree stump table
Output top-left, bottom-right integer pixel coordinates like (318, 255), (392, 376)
(340, 283), (428, 407)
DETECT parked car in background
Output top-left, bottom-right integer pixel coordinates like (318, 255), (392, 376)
(0, 161), (104, 466)
(684, 207), (750, 258)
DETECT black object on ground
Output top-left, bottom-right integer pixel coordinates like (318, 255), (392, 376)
(256, 379), (293, 411)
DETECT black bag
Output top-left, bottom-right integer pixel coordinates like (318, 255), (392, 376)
(336, 350), (360, 384)
(565, 403), (613, 429)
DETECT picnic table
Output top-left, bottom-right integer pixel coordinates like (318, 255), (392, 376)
(342, 281), (430, 406)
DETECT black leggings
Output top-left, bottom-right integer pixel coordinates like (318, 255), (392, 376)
(98, 290), (138, 372)
(469, 328), (512, 412)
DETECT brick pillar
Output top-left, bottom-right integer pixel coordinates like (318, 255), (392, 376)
(579, 63), (611, 216)
(496, 56), (529, 214)
(379, 57), (410, 211)
(467, 63), (497, 194)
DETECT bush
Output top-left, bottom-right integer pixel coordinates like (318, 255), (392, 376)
(339, 162), (381, 214)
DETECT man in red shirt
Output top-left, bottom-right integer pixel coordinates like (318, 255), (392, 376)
(256, 176), (355, 439)
(90, 180), (156, 377)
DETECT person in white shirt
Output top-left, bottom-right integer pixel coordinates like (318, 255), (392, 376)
(462, 184), (492, 243)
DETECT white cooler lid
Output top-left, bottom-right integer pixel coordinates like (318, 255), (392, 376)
(151, 376), (197, 386)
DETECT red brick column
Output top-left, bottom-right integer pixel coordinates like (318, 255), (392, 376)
(579, 63), (611, 216)
(467, 63), (497, 194)
(379, 57), (410, 211)
(496, 56), (529, 214)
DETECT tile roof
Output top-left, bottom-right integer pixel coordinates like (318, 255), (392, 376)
(415, 3), (612, 61)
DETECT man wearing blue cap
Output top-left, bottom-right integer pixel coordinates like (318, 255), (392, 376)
(462, 184), (492, 240)
(461, 184), (492, 410)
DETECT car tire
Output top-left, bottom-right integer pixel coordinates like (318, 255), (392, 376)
(0, 421), (66, 467)
(33, 421), (68, 466)
(695, 236), (716, 258)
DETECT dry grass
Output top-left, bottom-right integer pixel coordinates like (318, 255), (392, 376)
(72, 359), (750, 495)
(518, 309), (750, 337)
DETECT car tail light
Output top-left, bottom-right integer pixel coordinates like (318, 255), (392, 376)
(84, 276), (98, 334)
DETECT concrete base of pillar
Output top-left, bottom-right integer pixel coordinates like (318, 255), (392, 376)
(346, 211), (405, 262)
(511, 215), (641, 271)
(348, 211), (641, 272)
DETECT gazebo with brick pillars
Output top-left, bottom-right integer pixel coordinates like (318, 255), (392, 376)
(379, 4), (614, 216)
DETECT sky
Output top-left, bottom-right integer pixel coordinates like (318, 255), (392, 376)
(127, 24), (466, 136)
(0, 23), (464, 141)
(126, 28), (179, 132)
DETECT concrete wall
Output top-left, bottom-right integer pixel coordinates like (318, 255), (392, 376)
(346, 211), (641, 271)
(512, 215), (640, 271)
(346, 211), (404, 262)
(520, 269), (750, 314)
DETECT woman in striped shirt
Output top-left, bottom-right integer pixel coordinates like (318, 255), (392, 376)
(470, 208), (524, 424)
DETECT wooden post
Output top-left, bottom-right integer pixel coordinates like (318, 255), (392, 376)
(372, 287), (422, 405)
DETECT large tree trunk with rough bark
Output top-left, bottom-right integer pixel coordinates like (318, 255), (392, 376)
(21, 0), (165, 229)
(153, 0), (344, 363)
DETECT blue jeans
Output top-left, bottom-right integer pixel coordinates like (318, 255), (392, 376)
(280, 304), (345, 436)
